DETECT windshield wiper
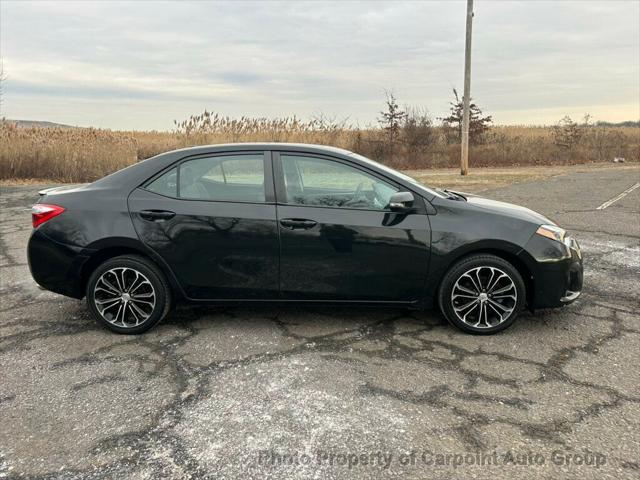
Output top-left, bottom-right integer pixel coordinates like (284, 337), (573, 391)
(443, 189), (467, 201)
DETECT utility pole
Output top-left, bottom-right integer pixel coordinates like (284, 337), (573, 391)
(460, 0), (474, 175)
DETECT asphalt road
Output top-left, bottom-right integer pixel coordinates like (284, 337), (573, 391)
(1, 167), (639, 480)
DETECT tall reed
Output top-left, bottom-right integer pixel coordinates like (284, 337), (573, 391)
(1, 116), (637, 182)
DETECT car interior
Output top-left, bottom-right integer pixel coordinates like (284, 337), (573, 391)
(179, 156), (266, 203)
(281, 156), (398, 210)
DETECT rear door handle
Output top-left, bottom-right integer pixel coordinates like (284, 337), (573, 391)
(139, 210), (176, 221)
(280, 218), (317, 230)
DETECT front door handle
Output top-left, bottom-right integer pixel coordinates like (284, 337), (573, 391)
(139, 210), (176, 221)
(280, 218), (317, 230)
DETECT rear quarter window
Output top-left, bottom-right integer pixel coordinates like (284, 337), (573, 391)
(146, 168), (177, 197)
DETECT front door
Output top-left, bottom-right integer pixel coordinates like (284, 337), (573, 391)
(274, 153), (431, 302)
(128, 151), (279, 300)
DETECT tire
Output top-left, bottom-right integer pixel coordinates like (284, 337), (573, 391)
(86, 255), (172, 334)
(438, 254), (525, 335)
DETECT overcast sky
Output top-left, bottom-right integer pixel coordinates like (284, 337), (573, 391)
(1, 0), (638, 130)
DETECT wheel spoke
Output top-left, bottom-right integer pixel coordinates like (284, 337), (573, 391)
(455, 285), (477, 296)
(131, 297), (154, 306)
(490, 283), (514, 295)
(454, 298), (479, 312)
(128, 272), (145, 294)
(112, 303), (124, 325)
(481, 302), (490, 326)
(488, 298), (510, 311)
(453, 293), (478, 299)
(473, 268), (485, 291)
(100, 277), (121, 294)
(487, 302), (507, 321)
(462, 272), (481, 293)
(129, 301), (147, 321)
(126, 303), (140, 326)
(120, 269), (130, 293)
(487, 271), (506, 293)
(96, 297), (121, 307)
(95, 286), (118, 296)
(131, 292), (154, 299)
(485, 269), (496, 292)
(492, 293), (516, 300)
(461, 302), (480, 322)
(111, 270), (124, 292)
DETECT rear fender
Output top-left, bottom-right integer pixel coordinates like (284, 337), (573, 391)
(81, 237), (187, 301)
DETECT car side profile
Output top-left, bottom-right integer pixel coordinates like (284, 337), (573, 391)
(28, 143), (583, 334)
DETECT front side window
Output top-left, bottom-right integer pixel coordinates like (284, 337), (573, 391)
(280, 155), (399, 210)
(178, 154), (265, 202)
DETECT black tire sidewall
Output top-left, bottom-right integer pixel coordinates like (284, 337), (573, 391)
(439, 254), (526, 335)
(86, 255), (170, 334)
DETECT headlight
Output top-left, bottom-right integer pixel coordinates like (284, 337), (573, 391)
(536, 224), (566, 243)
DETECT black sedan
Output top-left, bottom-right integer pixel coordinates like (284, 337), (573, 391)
(28, 143), (583, 334)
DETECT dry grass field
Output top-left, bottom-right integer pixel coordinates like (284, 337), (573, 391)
(0, 116), (638, 183)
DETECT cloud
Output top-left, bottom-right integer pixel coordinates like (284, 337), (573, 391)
(1, 0), (638, 129)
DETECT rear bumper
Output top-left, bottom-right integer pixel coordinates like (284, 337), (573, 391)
(522, 236), (583, 309)
(27, 229), (92, 299)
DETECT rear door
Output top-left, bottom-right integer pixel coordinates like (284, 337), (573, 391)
(273, 152), (431, 302)
(128, 151), (279, 300)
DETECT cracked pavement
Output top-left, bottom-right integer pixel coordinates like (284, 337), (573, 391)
(1, 167), (639, 479)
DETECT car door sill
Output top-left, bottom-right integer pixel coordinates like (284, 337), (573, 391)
(184, 298), (420, 306)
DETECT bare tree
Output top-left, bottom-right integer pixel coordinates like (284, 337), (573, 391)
(553, 115), (582, 150)
(403, 106), (434, 153)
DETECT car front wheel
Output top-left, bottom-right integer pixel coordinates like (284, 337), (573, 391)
(438, 254), (526, 334)
(86, 255), (172, 334)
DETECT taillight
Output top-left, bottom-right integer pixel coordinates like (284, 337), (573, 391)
(32, 204), (66, 228)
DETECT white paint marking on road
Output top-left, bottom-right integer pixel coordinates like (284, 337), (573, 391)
(596, 182), (640, 210)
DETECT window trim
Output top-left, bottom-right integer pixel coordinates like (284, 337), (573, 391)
(273, 151), (426, 214)
(141, 150), (275, 204)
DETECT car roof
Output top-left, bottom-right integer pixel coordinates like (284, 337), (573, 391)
(93, 143), (355, 188)
(163, 142), (355, 157)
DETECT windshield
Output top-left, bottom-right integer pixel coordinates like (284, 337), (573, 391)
(348, 153), (446, 198)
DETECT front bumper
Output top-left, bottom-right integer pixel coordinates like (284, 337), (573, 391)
(520, 234), (583, 309)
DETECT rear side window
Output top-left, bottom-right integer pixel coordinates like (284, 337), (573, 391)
(146, 167), (177, 197)
(179, 154), (265, 202)
(144, 154), (266, 202)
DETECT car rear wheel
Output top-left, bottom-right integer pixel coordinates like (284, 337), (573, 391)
(86, 255), (171, 334)
(438, 254), (525, 334)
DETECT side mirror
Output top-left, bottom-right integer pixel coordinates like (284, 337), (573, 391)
(388, 191), (415, 212)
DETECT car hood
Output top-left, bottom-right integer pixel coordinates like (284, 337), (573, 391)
(451, 191), (555, 226)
